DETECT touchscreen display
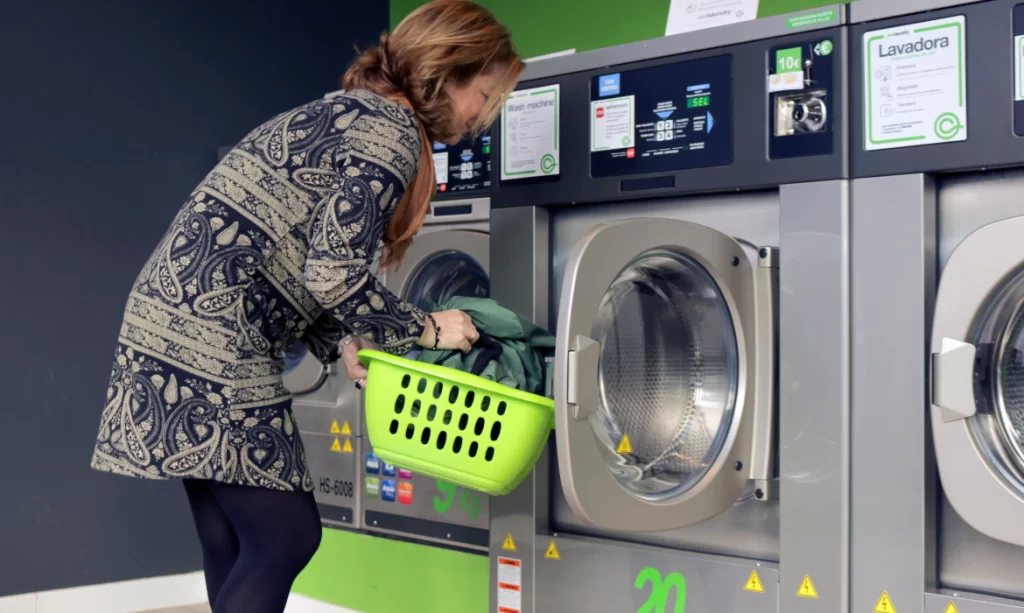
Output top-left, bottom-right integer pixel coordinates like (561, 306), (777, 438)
(432, 134), (492, 194)
(590, 55), (733, 178)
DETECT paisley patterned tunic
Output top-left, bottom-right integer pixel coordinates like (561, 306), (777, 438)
(90, 90), (427, 492)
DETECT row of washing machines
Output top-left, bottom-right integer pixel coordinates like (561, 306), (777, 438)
(286, 0), (1024, 611)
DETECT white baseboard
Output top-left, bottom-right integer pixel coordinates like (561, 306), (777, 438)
(284, 594), (359, 613)
(0, 575), (361, 613)
(0, 572), (206, 613)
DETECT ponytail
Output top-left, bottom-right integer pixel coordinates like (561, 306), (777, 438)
(341, 0), (524, 271)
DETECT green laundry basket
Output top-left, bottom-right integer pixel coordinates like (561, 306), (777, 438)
(358, 349), (554, 496)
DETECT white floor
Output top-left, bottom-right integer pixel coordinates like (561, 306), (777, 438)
(0, 573), (355, 613)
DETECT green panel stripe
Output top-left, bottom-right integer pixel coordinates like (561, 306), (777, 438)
(391, 1), (848, 58)
(391, 0), (671, 58)
(292, 528), (488, 613)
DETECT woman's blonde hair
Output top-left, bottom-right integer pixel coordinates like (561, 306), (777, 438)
(343, 0), (524, 271)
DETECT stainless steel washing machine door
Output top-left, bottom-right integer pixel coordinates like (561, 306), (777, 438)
(282, 342), (329, 396)
(385, 230), (490, 307)
(931, 215), (1024, 547)
(553, 218), (775, 532)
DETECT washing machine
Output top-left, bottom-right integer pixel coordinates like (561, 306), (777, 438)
(849, 1), (1024, 612)
(359, 132), (496, 552)
(488, 7), (851, 613)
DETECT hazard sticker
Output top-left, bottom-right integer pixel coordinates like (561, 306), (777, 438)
(744, 569), (765, 593)
(797, 575), (818, 598)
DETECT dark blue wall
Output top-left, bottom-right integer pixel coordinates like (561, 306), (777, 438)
(0, 0), (386, 596)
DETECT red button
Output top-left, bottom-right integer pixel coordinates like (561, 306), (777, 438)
(626, 148), (635, 159)
(596, 107), (605, 118)
(398, 482), (413, 505)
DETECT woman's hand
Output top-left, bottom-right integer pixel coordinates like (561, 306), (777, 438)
(418, 310), (479, 353)
(340, 336), (377, 389)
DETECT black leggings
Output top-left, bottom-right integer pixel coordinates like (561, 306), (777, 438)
(183, 479), (322, 613)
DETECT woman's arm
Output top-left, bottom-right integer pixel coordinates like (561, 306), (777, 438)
(302, 135), (426, 355)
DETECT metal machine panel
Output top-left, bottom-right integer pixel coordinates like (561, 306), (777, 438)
(360, 440), (490, 551)
(292, 373), (363, 438)
(528, 535), (778, 613)
(304, 432), (360, 529)
(850, 175), (935, 613)
(849, 0), (1022, 178)
(489, 206), (551, 613)
(493, 23), (848, 210)
(778, 180), (851, 613)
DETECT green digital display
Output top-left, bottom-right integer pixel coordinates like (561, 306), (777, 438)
(687, 95), (711, 108)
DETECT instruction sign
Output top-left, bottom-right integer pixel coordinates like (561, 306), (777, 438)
(666, 0), (759, 35)
(497, 557), (522, 613)
(501, 85), (560, 180)
(863, 15), (967, 150)
(591, 96), (635, 152)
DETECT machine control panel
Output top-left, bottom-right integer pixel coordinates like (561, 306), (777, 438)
(768, 37), (836, 159)
(433, 133), (492, 196)
(589, 55), (734, 178)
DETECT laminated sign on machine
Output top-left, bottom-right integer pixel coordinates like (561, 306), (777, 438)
(501, 85), (560, 180)
(863, 15), (967, 150)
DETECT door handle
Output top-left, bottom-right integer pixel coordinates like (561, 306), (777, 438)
(932, 337), (977, 423)
(567, 335), (600, 421)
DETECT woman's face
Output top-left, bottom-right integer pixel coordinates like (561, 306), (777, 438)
(443, 65), (504, 144)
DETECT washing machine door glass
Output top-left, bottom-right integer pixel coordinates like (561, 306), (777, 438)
(281, 341), (329, 396)
(555, 218), (770, 532)
(590, 250), (739, 500)
(403, 250), (489, 309)
(387, 230), (491, 310)
(931, 215), (1024, 547)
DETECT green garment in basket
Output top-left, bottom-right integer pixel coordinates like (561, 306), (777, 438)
(416, 297), (555, 395)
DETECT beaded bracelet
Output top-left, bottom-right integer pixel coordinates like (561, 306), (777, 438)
(426, 313), (441, 351)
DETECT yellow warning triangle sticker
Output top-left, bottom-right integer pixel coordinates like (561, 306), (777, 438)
(873, 591), (896, 613)
(342, 438), (353, 453)
(944, 602), (959, 613)
(616, 434), (633, 454)
(330, 437), (342, 452)
(341, 420), (352, 436)
(330, 420), (341, 434)
(744, 570), (765, 593)
(502, 533), (516, 551)
(544, 541), (560, 560)
(797, 575), (819, 599)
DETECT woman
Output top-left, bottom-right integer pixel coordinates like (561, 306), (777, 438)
(89, 1), (524, 610)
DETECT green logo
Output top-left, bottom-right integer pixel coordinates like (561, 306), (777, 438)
(433, 479), (481, 519)
(635, 567), (687, 613)
(622, 135), (632, 146)
(776, 47), (803, 74)
(934, 112), (963, 140)
(817, 40), (834, 56)
(433, 479), (457, 513)
(540, 153), (557, 174)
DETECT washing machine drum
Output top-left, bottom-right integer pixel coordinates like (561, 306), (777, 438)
(403, 249), (490, 309)
(969, 286), (1024, 481)
(589, 249), (740, 501)
(281, 341), (309, 375)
